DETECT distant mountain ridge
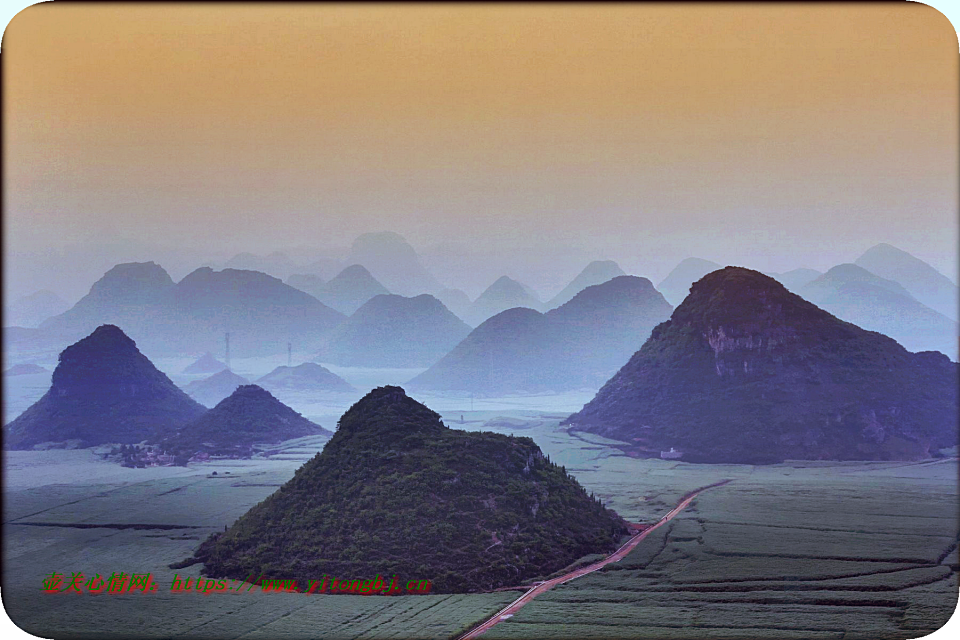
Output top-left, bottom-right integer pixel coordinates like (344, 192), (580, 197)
(40, 262), (176, 343)
(800, 264), (958, 359)
(411, 307), (552, 394)
(308, 264), (390, 315)
(317, 294), (471, 367)
(5, 290), (70, 328)
(657, 257), (722, 306)
(184, 369), (250, 408)
(546, 260), (626, 309)
(767, 268), (822, 292)
(284, 273), (326, 300)
(855, 243), (958, 321)
(4, 364), (49, 376)
(255, 363), (355, 393)
(435, 288), (472, 321)
(465, 276), (542, 327)
(40, 264), (345, 358)
(222, 251), (299, 280)
(410, 276), (673, 394)
(182, 352), (227, 375)
(346, 232), (444, 297)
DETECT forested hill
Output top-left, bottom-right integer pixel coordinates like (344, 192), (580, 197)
(193, 386), (628, 592)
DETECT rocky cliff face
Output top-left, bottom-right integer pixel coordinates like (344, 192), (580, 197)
(565, 267), (959, 464)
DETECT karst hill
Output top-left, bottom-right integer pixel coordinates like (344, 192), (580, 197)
(192, 386), (628, 592)
(566, 267), (959, 464)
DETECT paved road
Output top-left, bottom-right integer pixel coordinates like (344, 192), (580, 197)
(457, 479), (733, 640)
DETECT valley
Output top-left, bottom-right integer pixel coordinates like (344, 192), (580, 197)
(4, 394), (955, 639)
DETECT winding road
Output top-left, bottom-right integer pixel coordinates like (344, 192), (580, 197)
(456, 479), (733, 639)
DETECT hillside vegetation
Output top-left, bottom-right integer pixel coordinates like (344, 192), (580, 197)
(193, 387), (628, 592)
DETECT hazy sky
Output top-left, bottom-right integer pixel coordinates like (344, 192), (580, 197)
(4, 3), (958, 300)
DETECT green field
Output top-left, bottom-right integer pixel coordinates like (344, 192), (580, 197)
(1, 451), (515, 639)
(477, 421), (958, 640)
(3, 415), (957, 639)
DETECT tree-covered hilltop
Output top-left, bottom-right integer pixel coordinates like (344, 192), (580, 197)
(192, 386), (627, 592)
(566, 267), (959, 464)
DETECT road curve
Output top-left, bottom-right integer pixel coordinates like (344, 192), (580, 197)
(456, 479), (733, 640)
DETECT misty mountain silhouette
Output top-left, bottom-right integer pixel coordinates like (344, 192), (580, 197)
(39, 264), (346, 358)
(303, 257), (344, 281)
(184, 369), (250, 408)
(800, 264), (958, 359)
(657, 257), (721, 306)
(168, 267), (345, 357)
(161, 385), (330, 458)
(4, 325), (205, 449)
(346, 232), (443, 297)
(40, 262), (176, 342)
(855, 243), (959, 321)
(546, 260), (625, 309)
(182, 352), (227, 375)
(224, 251), (299, 280)
(309, 264), (390, 315)
(768, 268), (822, 292)
(284, 273), (326, 300)
(317, 294), (470, 367)
(465, 276), (542, 327)
(190, 386), (627, 592)
(4, 364), (49, 376)
(410, 276), (672, 394)
(255, 363), (355, 393)
(410, 307), (553, 393)
(547, 276), (674, 379)
(435, 287), (472, 321)
(566, 267), (959, 464)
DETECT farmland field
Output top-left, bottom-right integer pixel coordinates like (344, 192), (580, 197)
(2, 371), (957, 639)
(478, 423), (959, 640)
(1, 450), (516, 639)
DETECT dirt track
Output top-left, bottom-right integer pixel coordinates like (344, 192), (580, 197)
(456, 479), (733, 639)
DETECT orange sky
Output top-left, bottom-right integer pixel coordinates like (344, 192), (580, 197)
(3, 3), (958, 282)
